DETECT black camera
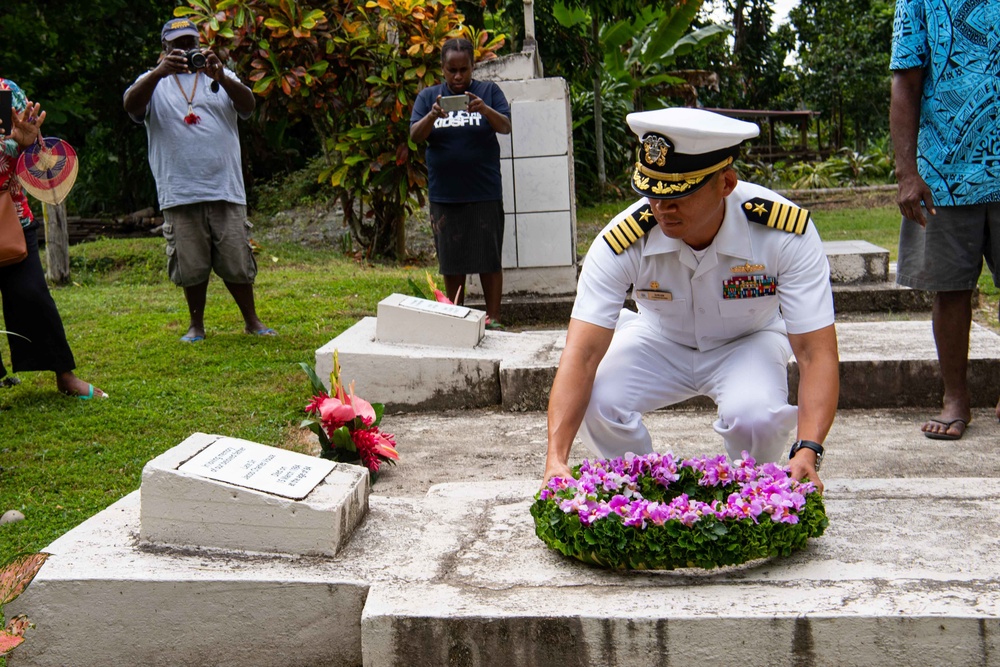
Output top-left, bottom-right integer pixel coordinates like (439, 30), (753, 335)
(184, 49), (208, 70)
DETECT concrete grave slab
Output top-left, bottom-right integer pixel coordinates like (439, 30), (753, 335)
(141, 433), (370, 556)
(7, 489), (481, 667)
(10, 478), (1000, 666)
(363, 479), (1000, 667)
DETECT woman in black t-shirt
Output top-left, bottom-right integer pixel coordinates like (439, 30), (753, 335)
(410, 38), (512, 328)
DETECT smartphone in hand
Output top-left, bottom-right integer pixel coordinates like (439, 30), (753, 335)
(439, 94), (468, 113)
(0, 90), (12, 137)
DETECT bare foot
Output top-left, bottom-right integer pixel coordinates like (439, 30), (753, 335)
(56, 371), (108, 399)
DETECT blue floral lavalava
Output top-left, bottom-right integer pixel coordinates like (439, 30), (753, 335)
(531, 451), (828, 570)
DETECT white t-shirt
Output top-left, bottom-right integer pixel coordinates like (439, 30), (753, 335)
(126, 69), (250, 210)
(572, 180), (835, 352)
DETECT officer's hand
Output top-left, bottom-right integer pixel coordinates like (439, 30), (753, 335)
(896, 171), (935, 227)
(541, 460), (574, 489)
(789, 449), (823, 495)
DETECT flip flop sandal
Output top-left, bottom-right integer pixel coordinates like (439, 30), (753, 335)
(923, 417), (967, 440)
(63, 384), (108, 400)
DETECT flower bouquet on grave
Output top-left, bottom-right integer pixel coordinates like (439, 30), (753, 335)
(531, 451), (828, 570)
(300, 352), (398, 482)
(407, 271), (460, 305)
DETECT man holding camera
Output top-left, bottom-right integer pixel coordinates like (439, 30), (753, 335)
(124, 18), (274, 343)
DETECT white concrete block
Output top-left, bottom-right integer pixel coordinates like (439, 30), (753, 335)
(317, 318), (502, 409)
(502, 265), (579, 295)
(496, 77), (570, 103)
(511, 99), (570, 158)
(8, 491), (372, 667)
(823, 240), (889, 284)
(375, 293), (485, 348)
(140, 433), (370, 557)
(515, 211), (574, 267)
(511, 99), (569, 157)
(502, 213), (517, 268)
(514, 155), (572, 213)
(475, 51), (539, 81)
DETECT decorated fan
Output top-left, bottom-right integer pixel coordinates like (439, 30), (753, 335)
(15, 137), (78, 205)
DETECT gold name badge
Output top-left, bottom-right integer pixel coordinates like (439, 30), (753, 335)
(635, 289), (672, 301)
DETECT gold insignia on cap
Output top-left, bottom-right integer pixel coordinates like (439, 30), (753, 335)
(170, 19), (189, 28)
(602, 204), (657, 255)
(742, 197), (810, 235)
(642, 135), (671, 167)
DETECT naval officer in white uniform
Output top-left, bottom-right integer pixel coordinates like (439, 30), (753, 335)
(544, 108), (839, 493)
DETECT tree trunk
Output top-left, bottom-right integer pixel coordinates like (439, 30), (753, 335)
(591, 12), (606, 189)
(394, 208), (406, 260)
(43, 202), (70, 284)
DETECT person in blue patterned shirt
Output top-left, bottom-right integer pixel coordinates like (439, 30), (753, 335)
(890, 0), (1000, 438)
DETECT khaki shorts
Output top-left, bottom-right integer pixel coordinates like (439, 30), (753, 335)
(162, 202), (257, 287)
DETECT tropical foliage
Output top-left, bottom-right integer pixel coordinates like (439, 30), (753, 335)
(0, 0), (900, 217)
(177, 0), (505, 260)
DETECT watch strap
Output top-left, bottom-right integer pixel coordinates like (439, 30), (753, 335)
(789, 440), (824, 470)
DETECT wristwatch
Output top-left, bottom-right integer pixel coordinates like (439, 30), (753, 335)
(789, 440), (824, 471)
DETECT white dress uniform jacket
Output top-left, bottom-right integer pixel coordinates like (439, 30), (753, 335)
(571, 180), (835, 462)
(574, 180), (834, 347)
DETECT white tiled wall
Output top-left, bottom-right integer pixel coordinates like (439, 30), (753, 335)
(500, 158), (515, 211)
(502, 213), (517, 269)
(511, 99), (569, 157)
(495, 78), (576, 272)
(515, 212), (573, 267)
(514, 156), (573, 213)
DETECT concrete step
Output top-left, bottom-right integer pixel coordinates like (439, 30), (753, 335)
(321, 318), (1000, 412)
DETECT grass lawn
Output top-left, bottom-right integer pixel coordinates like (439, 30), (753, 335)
(1, 196), (998, 567)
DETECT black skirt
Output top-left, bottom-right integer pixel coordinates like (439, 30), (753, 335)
(430, 200), (504, 275)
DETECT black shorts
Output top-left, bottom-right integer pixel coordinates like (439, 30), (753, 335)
(430, 200), (504, 275)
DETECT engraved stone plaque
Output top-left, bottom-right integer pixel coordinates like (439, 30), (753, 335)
(177, 437), (335, 500)
(397, 296), (471, 318)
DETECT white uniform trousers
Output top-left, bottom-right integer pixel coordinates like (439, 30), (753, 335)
(580, 310), (798, 463)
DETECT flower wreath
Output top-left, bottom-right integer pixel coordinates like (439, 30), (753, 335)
(531, 451), (827, 570)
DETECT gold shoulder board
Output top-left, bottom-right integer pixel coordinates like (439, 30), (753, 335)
(602, 204), (657, 255)
(742, 198), (810, 235)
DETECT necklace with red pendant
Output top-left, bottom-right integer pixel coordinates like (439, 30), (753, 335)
(173, 74), (201, 125)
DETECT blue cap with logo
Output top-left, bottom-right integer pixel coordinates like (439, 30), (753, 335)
(162, 18), (200, 42)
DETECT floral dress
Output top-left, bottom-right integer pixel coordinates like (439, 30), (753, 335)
(0, 78), (34, 227)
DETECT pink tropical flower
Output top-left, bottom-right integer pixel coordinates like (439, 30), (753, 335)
(303, 352), (399, 478)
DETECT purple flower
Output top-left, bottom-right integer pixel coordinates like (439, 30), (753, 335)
(578, 500), (611, 526)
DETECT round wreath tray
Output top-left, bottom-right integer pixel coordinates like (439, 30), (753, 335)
(531, 452), (827, 570)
